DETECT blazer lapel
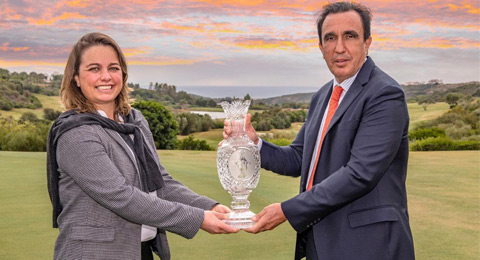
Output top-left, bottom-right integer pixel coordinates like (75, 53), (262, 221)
(106, 130), (138, 167)
(301, 82), (332, 182)
(324, 58), (375, 135)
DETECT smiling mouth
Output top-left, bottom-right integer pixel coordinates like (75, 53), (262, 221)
(97, 85), (112, 90)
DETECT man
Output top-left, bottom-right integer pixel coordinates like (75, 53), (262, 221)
(225, 2), (415, 260)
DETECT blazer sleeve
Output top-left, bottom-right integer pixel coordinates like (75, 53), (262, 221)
(56, 125), (205, 239)
(260, 123), (305, 177)
(282, 83), (409, 233)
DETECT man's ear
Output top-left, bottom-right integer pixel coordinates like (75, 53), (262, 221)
(319, 42), (325, 59)
(365, 36), (372, 54)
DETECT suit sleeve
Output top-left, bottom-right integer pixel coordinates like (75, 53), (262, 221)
(56, 125), (205, 239)
(260, 123), (305, 177)
(281, 84), (409, 233)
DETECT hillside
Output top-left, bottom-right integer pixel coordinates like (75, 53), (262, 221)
(0, 66), (478, 110)
(253, 81), (480, 105)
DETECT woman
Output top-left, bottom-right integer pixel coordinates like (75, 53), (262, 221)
(46, 32), (238, 260)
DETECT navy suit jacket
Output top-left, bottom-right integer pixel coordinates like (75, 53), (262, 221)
(260, 57), (415, 260)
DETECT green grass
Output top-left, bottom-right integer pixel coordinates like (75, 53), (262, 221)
(0, 150), (479, 259)
(407, 102), (450, 129)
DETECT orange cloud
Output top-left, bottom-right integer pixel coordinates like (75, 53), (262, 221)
(122, 47), (153, 57)
(127, 56), (215, 66)
(161, 21), (207, 33)
(64, 0), (90, 8)
(373, 36), (480, 50)
(190, 0), (266, 7)
(1, 7), (23, 20)
(0, 59), (65, 67)
(0, 43), (29, 52)
(223, 37), (316, 52)
(27, 12), (86, 26)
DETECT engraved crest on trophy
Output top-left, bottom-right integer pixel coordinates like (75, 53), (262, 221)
(217, 99), (260, 229)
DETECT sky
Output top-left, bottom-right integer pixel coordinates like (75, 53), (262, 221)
(1, 0), (479, 90)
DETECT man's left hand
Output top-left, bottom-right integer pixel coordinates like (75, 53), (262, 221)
(245, 203), (286, 234)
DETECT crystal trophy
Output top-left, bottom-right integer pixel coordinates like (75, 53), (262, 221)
(217, 99), (261, 229)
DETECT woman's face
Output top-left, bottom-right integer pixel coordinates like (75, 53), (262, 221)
(74, 45), (123, 113)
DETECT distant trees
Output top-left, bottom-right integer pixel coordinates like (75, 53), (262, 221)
(0, 68), (62, 111)
(409, 96), (480, 151)
(176, 112), (214, 135)
(417, 95), (435, 111)
(250, 107), (307, 131)
(132, 82), (217, 109)
(132, 100), (179, 149)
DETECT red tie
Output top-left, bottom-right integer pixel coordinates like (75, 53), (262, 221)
(307, 85), (343, 191)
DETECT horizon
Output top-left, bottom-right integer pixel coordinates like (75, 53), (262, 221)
(1, 0), (479, 88)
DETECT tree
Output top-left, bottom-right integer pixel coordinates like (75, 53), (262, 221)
(446, 93), (461, 108)
(132, 100), (178, 149)
(244, 93), (251, 100)
(417, 95), (435, 111)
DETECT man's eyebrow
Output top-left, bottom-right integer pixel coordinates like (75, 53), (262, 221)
(343, 30), (359, 37)
(323, 32), (336, 40)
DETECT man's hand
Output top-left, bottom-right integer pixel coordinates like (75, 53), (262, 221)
(220, 114), (259, 146)
(211, 204), (231, 214)
(200, 211), (240, 234)
(244, 203), (287, 234)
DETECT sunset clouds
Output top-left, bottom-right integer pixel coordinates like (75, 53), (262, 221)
(1, 0), (478, 86)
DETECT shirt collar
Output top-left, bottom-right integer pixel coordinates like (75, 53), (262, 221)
(332, 57), (367, 92)
(96, 110), (124, 123)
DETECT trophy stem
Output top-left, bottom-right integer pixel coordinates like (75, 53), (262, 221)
(225, 191), (256, 229)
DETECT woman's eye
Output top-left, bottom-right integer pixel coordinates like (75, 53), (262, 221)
(88, 67), (99, 72)
(109, 67), (120, 71)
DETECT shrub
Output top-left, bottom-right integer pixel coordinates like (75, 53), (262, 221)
(43, 108), (62, 121)
(212, 119), (224, 129)
(266, 138), (292, 146)
(20, 112), (40, 122)
(409, 127), (446, 140)
(410, 137), (480, 151)
(0, 117), (50, 151)
(177, 136), (214, 151)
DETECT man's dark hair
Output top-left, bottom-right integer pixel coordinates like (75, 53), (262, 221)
(316, 1), (372, 45)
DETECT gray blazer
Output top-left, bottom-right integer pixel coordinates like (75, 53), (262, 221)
(53, 109), (217, 260)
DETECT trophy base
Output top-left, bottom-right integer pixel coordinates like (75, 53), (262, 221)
(224, 210), (256, 229)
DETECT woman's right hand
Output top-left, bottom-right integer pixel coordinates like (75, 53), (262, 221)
(200, 211), (240, 234)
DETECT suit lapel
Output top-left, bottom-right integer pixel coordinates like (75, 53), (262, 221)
(301, 82), (332, 183)
(324, 58), (375, 136)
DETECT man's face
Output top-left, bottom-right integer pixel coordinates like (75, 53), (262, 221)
(319, 10), (372, 83)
